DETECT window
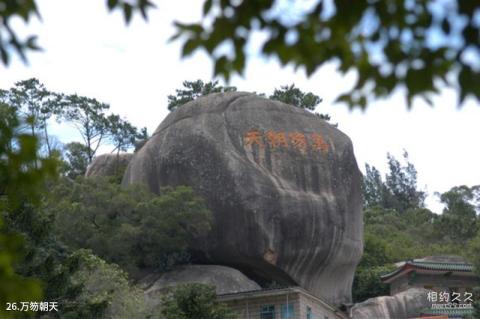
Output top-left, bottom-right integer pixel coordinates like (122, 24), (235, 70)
(281, 303), (295, 319)
(306, 306), (312, 319)
(260, 305), (275, 319)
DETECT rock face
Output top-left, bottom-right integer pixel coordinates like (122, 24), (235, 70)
(141, 265), (261, 296)
(85, 153), (133, 178)
(122, 92), (363, 305)
(350, 288), (432, 319)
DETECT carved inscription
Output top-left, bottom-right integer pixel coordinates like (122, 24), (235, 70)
(265, 130), (288, 148)
(244, 129), (264, 148)
(288, 132), (308, 152)
(310, 133), (329, 154)
(243, 129), (330, 154)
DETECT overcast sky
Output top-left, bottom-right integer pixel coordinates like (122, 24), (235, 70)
(1, 1), (479, 213)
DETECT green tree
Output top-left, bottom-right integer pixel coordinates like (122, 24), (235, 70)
(352, 233), (395, 302)
(167, 80), (237, 111)
(107, 114), (139, 155)
(4, 1), (480, 109)
(45, 178), (212, 276)
(269, 84), (331, 121)
(161, 283), (235, 319)
(135, 185), (212, 271)
(174, 1), (480, 108)
(0, 0), (40, 65)
(357, 161), (478, 303)
(0, 89), (8, 104)
(58, 94), (110, 163)
(63, 249), (147, 319)
(106, 114), (139, 179)
(353, 205), (462, 302)
(0, 104), (78, 318)
(353, 265), (394, 303)
(63, 142), (91, 179)
(0, 0), (154, 65)
(434, 185), (479, 242)
(0, 102), (57, 318)
(0, 219), (43, 319)
(2, 78), (59, 156)
(354, 196), (472, 302)
(134, 127), (149, 152)
(362, 164), (388, 209)
(385, 151), (426, 212)
(269, 84), (322, 111)
(363, 152), (425, 212)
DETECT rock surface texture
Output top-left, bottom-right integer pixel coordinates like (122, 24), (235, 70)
(141, 265), (261, 296)
(122, 92), (363, 305)
(85, 153), (133, 178)
(350, 288), (432, 319)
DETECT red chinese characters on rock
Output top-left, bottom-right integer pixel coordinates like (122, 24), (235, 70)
(310, 133), (329, 154)
(288, 132), (308, 152)
(244, 129), (264, 148)
(265, 130), (288, 148)
(243, 129), (330, 155)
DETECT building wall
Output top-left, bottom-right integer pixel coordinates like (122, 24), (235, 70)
(222, 292), (301, 319)
(298, 293), (347, 319)
(412, 274), (479, 289)
(220, 291), (346, 319)
(390, 273), (479, 295)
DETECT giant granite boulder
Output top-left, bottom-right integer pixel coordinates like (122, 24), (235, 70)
(141, 265), (261, 296)
(85, 153), (133, 178)
(122, 92), (363, 305)
(350, 288), (432, 319)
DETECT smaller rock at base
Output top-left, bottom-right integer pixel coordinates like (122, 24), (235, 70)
(85, 153), (133, 178)
(141, 264), (261, 298)
(350, 288), (432, 319)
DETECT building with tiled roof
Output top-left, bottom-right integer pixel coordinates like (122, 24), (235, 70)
(381, 255), (478, 319)
(419, 307), (475, 318)
(381, 255), (478, 295)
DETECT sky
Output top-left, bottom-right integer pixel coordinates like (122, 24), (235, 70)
(1, 1), (479, 213)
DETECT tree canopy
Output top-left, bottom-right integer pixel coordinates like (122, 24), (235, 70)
(0, 102), (57, 318)
(57, 94), (111, 163)
(355, 153), (479, 304)
(0, 79), (143, 179)
(268, 83), (331, 121)
(173, 0), (480, 108)
(0, 79), (59, 156)
(363, 151), (426, 212)
(63, 142), (91, 179)
(167, 80), (237, 111)
(167, 80), (331, 120)
(435, 185), (480, 242)
(161, 283), (235, 319)
(2, 81), (480, 316)
(45, 178), (212, 276)
(0, 0), (155, 65)
(269, 84), (322, 111)
(2, 1), (479, 109)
